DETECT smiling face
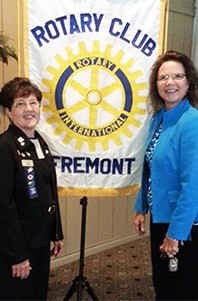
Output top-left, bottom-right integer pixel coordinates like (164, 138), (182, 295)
(5, 93), (40, 137)
(157, 61), (189, 110)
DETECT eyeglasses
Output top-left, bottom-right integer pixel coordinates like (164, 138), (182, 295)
(157, 73), (186, 82)
(12, 99), (40, 109)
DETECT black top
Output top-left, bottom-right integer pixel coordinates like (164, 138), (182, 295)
(0, 124), (64, 264)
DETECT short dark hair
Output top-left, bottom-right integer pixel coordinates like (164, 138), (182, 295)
(148, 50), (198, 113)
(0, 77), (42, 110)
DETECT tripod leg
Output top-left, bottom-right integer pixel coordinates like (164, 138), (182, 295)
(83, 278), (98, 300)
(76, 276), (98, 301)
(63, 276), (79, 301)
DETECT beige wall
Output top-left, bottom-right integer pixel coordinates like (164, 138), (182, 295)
(167, 0), (195, 56)
(0, 0), (196, 268)
(0, 0), (19, 132)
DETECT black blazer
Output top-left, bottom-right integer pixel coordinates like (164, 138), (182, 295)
(0, 124), (64, 265)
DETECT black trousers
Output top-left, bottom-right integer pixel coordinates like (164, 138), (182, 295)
(150, 221), (198, 300)
(0, 245), (51, 300)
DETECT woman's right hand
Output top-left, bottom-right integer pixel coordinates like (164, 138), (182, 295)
(12, 259), (31, 279)
(134, 212), (146, 236)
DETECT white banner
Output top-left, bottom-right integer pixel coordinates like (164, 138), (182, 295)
(24, 0), (163, 196)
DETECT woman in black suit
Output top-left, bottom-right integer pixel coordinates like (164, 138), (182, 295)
(0, 77), (64, 300)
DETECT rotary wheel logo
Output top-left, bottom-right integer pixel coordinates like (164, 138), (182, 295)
(42, 40), (147, 152)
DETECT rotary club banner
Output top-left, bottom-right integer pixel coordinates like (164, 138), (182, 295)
(23, 0), (167, 196)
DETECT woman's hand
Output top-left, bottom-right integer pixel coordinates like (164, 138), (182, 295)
(160, 234), (180, 257)
(50, 240), (64, 257)
(12, 259), (31, 279)
(134, 212), (146, 236)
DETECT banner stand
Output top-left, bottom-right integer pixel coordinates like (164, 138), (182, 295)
(63, 196), (98, 301)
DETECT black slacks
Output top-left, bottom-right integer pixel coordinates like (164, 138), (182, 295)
(150, 221), (198, 300)
(0, 245), (51, 300)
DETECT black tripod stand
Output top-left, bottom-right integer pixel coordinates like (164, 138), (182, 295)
(63, 196), (98, 301)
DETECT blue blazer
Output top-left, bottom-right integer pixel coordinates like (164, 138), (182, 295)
(134, 99), (198, 240)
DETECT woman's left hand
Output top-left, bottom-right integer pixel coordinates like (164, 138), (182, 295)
(50, 240), (64, 257)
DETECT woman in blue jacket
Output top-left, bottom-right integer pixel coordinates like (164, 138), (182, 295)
(134, 51), (198, 300)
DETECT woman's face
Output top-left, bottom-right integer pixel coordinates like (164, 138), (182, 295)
(157, 60), (189, 110)
(5, 93), (40, 137)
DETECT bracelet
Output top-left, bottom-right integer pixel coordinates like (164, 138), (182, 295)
(166, 233), (177, 242)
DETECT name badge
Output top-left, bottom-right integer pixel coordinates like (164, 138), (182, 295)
(24, 166), (38, 199)
(21, 159), (34, 167)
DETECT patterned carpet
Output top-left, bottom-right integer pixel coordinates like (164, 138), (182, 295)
(48, 236), (155, 301)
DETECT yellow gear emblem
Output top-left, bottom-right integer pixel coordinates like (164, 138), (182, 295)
(42, 41), (147, 152)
